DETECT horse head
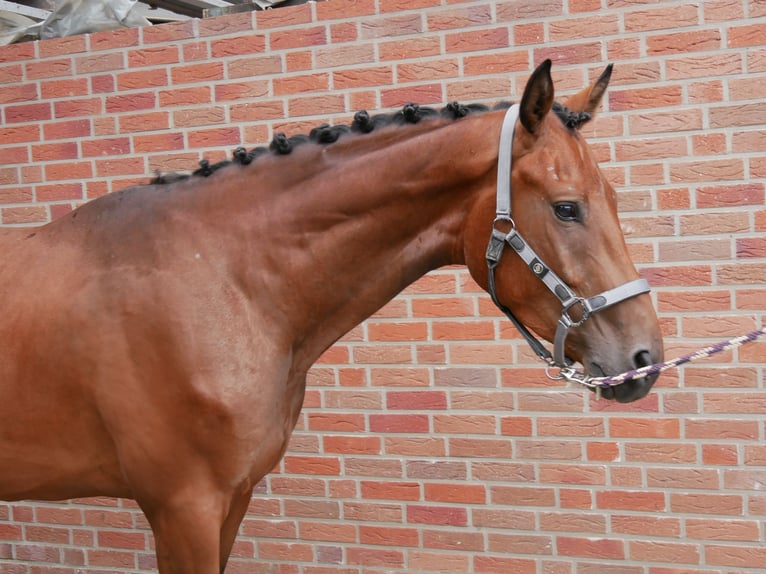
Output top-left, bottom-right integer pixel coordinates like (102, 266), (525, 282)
(465, 60), (664, 402)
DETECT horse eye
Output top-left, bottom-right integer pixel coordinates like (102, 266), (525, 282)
(553, 202), (580, 222)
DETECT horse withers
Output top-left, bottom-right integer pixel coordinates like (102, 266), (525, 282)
(0, 60), (663, 572)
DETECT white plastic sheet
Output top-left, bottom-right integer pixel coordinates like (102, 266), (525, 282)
(40, 0), (149, 39)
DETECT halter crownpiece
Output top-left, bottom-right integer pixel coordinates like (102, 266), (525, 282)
(485, 104), (651, 383)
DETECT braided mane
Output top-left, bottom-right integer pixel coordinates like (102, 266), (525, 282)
(151, 101), (586, 184)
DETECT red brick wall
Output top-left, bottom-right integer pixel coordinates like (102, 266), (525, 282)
(1, 0), (766, 572)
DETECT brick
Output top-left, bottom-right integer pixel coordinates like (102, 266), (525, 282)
(515, 440), (582, 460)
(229, 100), (284, 124)
(535, 42), (602, 65)
(198, 12), (252, 36)
(427, 5), (493, 31)
(270, 26), (327, 50)
(624, 442), (697, 464)
(647, 29), (721, 55)
(609, 86), (683, 111)
(538, 463), (606, 485)
(0, 41), (35, 62)
(89, 26), (140, 51)
(105, 92), (156, 113)
(686, 418), (759, 440)
(160, 88), (212, 110)
(215, 80), (269, 102)
(91, 73), (115, 94)
(667, 53), (743, 80)
(549, 14), (619, 40)
(307, 412), (365, 432)
(381, 83), (443, 108)
(128, 45), (180, 67)
(75, 52), (124, 74)
(647, 467), (720, 490)
(288, 93), (346, 117)
(116, 69), (168, 90)
(628, 109), (703, 135)
(386, 391), (445, 410)
(142, 20), (196, 44)
(0, 82), (38, 104)
(710, 101), (766, 128)
(379, 35), (441, 61)
(705, 544), (766, 568)
(672, 492), (743, 516)
(385, 436), (445, 456)
(659, 238), (731, 263)
(424, 482), (486, 504)
(25, 58), (72, 80)
(687, 518), (760, 542)
(445, 28), (509, 54)
(361, 14), (422, 39)
(463, 51), (530, 76)
(406, 504), (467, 526)
(369, 414), (429, 433)
(623, 4), (699, 32)
(426, 528), (484, 551)
(258, 540), (311, 561)
(81, 137), (131, 157)
(346, 546), (404, 567)
(298, 522), (357, 543)
(44, 161), (92, 181)
(42, 118), (91, 141)
(370, 367), (429, 387)
(611, 514), (680, 538)
(211, 35), (266, 58)
(496, 0), (563, 20)
(32, 141), (78, 161)
(596, 490), (666, 512)
(4, 102), (51, 123)
(171, 62), (224, 85)
(38, 78), (86, 101)
(411, 550), (472, 572)
(368, 321), (429, 342)
(359, 525), (418, 547)
(728, 22), (766, 47)
(317, 0), (376, 19)
(435, 414), (496, 434)
(447, 77), (513, 101)
(558, 536), (625, 559)
(629, 540), (701, 564)
(323, 435), (381, 455)
(2, 205), (47, 224)
(491, 485), (555, 507)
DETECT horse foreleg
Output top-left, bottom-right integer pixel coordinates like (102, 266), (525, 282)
(141, 491), (227, 574)
(219, 483), (255, 572)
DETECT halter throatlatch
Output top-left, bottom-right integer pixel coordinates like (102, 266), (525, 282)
(485, 104), (651, 388)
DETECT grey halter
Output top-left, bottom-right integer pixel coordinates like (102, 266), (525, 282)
(485, 104), (650, 377)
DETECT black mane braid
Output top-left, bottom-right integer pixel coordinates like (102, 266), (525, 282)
(150, 100), (583, 185)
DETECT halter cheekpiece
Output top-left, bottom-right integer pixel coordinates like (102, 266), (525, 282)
(485, 104), (651, 385)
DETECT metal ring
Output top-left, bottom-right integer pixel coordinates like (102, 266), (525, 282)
(492, 215), (515, 232)
(545, 363), (565, 380)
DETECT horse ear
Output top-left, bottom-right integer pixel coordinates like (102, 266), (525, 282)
(519, 59), (554, 134)
(564, 63), (613, 121)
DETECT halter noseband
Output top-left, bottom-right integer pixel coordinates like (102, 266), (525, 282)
(485, 104), (650, 381)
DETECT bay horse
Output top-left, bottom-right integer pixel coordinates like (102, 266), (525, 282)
(0, 60), (663, 572)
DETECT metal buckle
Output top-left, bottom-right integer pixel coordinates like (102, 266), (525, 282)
(545, 361), (597, 388)
(560, 297), (591, 328)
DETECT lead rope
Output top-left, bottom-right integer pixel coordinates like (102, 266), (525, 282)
(551, 326), (766, 397)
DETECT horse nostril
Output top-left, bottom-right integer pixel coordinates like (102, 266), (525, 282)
(633, 350), (653, 369)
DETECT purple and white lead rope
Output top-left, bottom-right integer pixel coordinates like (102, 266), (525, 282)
(583, 326), (766, 388)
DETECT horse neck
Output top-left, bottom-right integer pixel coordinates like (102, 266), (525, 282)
(219, 113), (502, 368)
